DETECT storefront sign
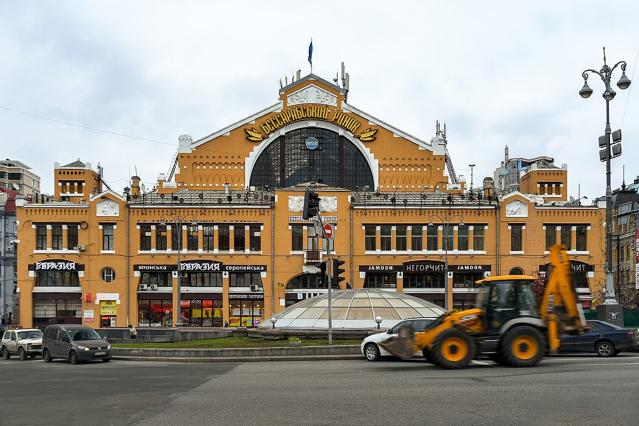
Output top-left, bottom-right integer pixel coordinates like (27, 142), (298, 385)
(404, 261), (445, 273)
(134, 264), (177, 272)
(229, 293), (264, 300)
(289, 215), (337, 223)
(244, 104), (377, 142)
(83, 310), (94, 320)
(179, 261), (222, 272)
(100, 301), (118, 316)
(358, 265), (402, 273)
(29, 260), (84, 271)
(224, 265), (267, 272)
(539, 262), (594, 273)
(450, 265), (492, 272)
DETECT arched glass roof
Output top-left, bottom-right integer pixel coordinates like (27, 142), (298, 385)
(260, 289), (445, 329)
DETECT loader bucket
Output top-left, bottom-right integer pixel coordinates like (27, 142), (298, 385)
(378, 326), (416, 360)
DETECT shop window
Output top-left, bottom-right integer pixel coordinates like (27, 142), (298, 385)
(202, 225), (214, 251)
(364, 226), (376, 251)
(35, 270), (80, 287)
(426, 226), (438, 251)
(229, 300), (263, 328)
(187, 225), (198, 251)
(545, 225), (557, 250)
(286, 273), (338, 289)
(292, 225), (304, 251)
(138, 299), (172, 327)
(171, 224), (182, 251)
(234, 225), (246, 251)
(67, 225), (78, 250)
(411, 226), (422, 251)
(443, 226), (454, 251)
(52, 225), (63, 250)
(180, 272), (222, 287)
(229, 272), (262, 288)
(510, 225), (523, 252)
(404, 272), (445, 288)
(181, 299), (223, 327)
(140, 272), (172, 287)
(363, 272), (397, 288)
(140, 224), (152, 250)
(453, 272), (483, 288)
(101, 267), (116, 283)
(35, 225), (47, 250)
(573, 271), (590, 288)
(102, 224), (114, 251)
(250, 225), (261, 252)
(457, 225), (469, 251)
(33, 299), (82, 328)
(156, 224), (167, 250)
(218, 225), (230, 251)
(396, 226), (407, 251)
(560, 225), (572, 250)
(576, 225), (588, 251)
(380, 225), (392, 251)
(473, 226), (485, 251)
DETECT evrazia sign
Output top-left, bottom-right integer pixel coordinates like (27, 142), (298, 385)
(30, 260), (82, 271)
(179, 261), (222, 272)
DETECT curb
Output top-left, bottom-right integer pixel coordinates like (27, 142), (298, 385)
(112, 354), (364, 363)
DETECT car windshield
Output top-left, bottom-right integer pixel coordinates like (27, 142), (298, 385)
(69, 329), (103, 341)
(17, 330), (42, 340)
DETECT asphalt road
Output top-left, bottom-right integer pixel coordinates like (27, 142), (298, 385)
(1, 355), (639, 426)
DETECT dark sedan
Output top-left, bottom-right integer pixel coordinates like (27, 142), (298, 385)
(560, 320), (638, 357)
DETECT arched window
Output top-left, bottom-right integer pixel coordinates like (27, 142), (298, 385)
(250, 128), (374, 190)
(509, 267), (524, 275)
(286, 273), (338, 289)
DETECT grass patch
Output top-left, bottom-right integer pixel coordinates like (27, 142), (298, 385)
(113, 336), (362, 349)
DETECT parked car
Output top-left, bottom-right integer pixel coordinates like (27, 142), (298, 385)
(362, 318), (434, 361)
(559, 320), (638, 357)
(42, 325), (111, 364)
(1, 328), (43, 360)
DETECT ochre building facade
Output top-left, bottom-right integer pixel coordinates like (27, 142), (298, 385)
(16, 74), (606, 328)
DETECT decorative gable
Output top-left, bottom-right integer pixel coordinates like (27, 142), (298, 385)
(287, 84), (337, 107)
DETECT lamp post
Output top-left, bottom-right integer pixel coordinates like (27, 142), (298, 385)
(375, 315), (383, 330)
(429, 195), (464, 311)
(270, 316), (277, 329)
(579, 48), (631, 324)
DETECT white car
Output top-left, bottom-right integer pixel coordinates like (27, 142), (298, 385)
(1, 329), (43, 360)
(361, 318), (435, 361)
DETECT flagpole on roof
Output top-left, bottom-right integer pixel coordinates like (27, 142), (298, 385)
(308, 38), (313, 74)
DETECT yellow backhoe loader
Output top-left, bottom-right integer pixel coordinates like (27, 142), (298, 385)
(379, 245), (588, 369)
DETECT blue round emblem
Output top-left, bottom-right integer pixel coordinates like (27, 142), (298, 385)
(305, 137), (319, 150)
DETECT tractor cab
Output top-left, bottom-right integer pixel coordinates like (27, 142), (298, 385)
(474, 275), (540, 335)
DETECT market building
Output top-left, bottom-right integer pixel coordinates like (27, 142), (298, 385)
(15, 72), (606, 328)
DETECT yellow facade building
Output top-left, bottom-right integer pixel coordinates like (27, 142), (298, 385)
(16, 74), (606, 328)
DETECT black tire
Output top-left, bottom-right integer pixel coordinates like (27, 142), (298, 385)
(1, 347), (9, 360)
(431, 328), (475, 369)
(596, 341), (615, 357)
(500, 326), (545, 367)
(18, 347), (26, 361)
(69, 351), (78, 365)
(364, 343), (381, 361)
(43, 349), (52, 362)
(423, 349), (434, 363)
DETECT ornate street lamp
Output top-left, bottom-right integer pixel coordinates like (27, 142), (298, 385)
(579, 48), (631, 324)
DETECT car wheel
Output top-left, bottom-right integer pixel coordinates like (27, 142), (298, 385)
(18, 347), (26, 361)
(364, 343), (381, 361)
(43, 349), (52, 362)
(596, 341), (615, 357)
(2, 347), (10, 360)
(69, 351), (78, 365)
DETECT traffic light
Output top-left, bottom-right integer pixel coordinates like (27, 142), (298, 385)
(318, 261), (327, 287)
(332, 258), (346, 287)
(302, 190), (321, 220)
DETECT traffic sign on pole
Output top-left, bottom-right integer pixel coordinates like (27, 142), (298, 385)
(323, 223), (333, 239)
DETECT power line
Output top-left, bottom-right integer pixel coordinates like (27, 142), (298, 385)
(620, 46), (639, 128)
(0, 105), (175, 146)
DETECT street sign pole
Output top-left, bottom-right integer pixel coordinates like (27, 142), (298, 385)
(315, 215), (333, 345)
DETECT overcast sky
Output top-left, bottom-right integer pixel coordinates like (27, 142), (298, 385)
(1, 1), (638, 200)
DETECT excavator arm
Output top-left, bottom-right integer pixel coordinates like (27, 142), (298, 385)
(540, 245), (588, 353)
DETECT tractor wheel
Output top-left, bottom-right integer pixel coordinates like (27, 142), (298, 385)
(500, 326), (545, 367)
(431, 328), (475, 369)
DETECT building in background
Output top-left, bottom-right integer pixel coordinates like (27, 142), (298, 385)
(15, 72), (606, 329)
(0, 159), (42, 201)
(0, 188), (18, 324)
(612, 176), (639, 308)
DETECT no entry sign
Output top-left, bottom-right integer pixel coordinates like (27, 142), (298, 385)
(323, 223), (334, 239)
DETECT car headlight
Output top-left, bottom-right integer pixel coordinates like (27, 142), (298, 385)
(107, 344), (111, 350)
(77, 345), (90, 351)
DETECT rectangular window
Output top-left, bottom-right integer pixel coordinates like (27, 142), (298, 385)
(427, 226), (438, 251)
(35, 225), (47, 250)
(180, 272), (222, 287)
(457, 225), (469, 251)
(218, 225), (230, 251)
(139, 224), (152, 251)
(473, 226), (485, 251)
(576, 225), (587, 251)
(187, 225), (198, 251)
(443, 226), (454, 251)
(292, 225), (304, 251)
(364, 226), (376, 251)
(230, 272), (262, 287)
(234, 225), (246, 251)
(35, 270), (80, 287)
(380, 225), (392, 251)
(102, 224), (114, 251)
(560, 225), (572, 250)
(140, 272), (172, 287)
(511, 224), (523, 252)
(396, 226), (407, 251)
(171, 225), (182, 251)
(156, 225), (167, 250)
(249, 225), (261, 252)
(52, 225), (63, 250)
(411, 226), (422, 251)
(203, 225), (214, 251)
(545, 225), (557, 250)
(67, 225), (78, 250)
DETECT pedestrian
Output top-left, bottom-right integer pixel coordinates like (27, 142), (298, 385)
(224, 321), (229, 328)
(128, 324), (138, 339)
